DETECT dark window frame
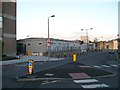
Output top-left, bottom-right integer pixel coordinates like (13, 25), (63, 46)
(28, 43), (31, 45)
(0, 16), (2, 28)
(39, 42), (42, 45)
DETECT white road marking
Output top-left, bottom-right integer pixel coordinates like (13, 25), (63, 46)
(41, 81), (49, 85)
(45, 73), (54, 76)
(73, 79), (98, 83)
(41, 80), (61, 85)
(51, 80), (58, 83)
(101, 65), (110, 68)
(81, 83), (109, 88)
(111, 65), (118, 67)
(94, 65), (101, 68)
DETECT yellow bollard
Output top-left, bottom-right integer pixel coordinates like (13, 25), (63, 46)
(73, 53), (76, 62)
(28, 60), (34, 75)
(27, 52), (32, 56)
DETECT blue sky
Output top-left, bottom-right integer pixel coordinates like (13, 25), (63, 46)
(17, 0), (119, 41)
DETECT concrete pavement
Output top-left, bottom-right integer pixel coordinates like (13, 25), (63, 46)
(0, 56), (65, 65)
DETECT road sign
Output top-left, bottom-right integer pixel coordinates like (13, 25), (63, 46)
(29, 62), (32, 66)
(47, 39), (51, 43)
(47, 39), (52, 47)
(28, 60), (34, 75)
(47, 42), (51, 47)
(29, 68), (32, 74)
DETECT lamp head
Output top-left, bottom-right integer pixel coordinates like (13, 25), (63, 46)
(90, 28), (93, 30)
(51, 15), (55, 17)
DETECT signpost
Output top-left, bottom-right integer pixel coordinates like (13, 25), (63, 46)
(47, 39), (52, 47)
(47, 39), (53, 61)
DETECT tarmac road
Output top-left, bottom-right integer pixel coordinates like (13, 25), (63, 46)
(2, 51), (120, 89)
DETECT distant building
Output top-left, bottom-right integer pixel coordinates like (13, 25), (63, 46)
(81, 36), (88, 43)
(96, 40), (118, 50)
(88, 43), (95, 51)
(98, 41), (108, 50)
(108, 39), (118, 50)
(0, 0), (16, 56)
(17, 38), (81, 56)
(80, 44), (87, 52)
(17, 38), (46, 56)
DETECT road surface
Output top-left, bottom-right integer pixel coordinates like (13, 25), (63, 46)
(2, 51), (120, 89)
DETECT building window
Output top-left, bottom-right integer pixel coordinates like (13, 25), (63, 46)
(0, 16), (2, 40)
(0, 22), (2, 28)
(0, 16), (2, 28)
(28, 43), (30, 45)
(39, 42), (42, 45)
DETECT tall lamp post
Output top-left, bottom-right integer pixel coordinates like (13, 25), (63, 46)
(101, 36), (104, 50)
(81, 28), (93, 51)
(117, 34), (120, 52)
(48, 15), (55, 61)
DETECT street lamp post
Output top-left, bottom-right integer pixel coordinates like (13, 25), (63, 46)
(101, 36), (104, 50)
(117, 34), (120, 52)
(48, 15), (55, 61)
(81, 28), (93, 51)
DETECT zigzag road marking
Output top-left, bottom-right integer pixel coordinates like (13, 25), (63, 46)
(81, 83), (109, 88)
(110, 65), (118, 67)
(73, 79), (98, 84)
(101, 65), (110, 68)
(73, 78), (109, 88)
(94, 64), (118, 68)
(93, 65), (101, 68)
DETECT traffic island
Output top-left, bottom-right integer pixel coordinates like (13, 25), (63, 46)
(16, 62), (115, 82)
(27, 62), (114, 80)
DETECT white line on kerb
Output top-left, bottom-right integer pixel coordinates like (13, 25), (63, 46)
(94, 66), (101, 68)
(73, 79), (98, 83)
(111, 65), (118, 67)
(101, 65), (110, 68)
(81, 84), (109, 88)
